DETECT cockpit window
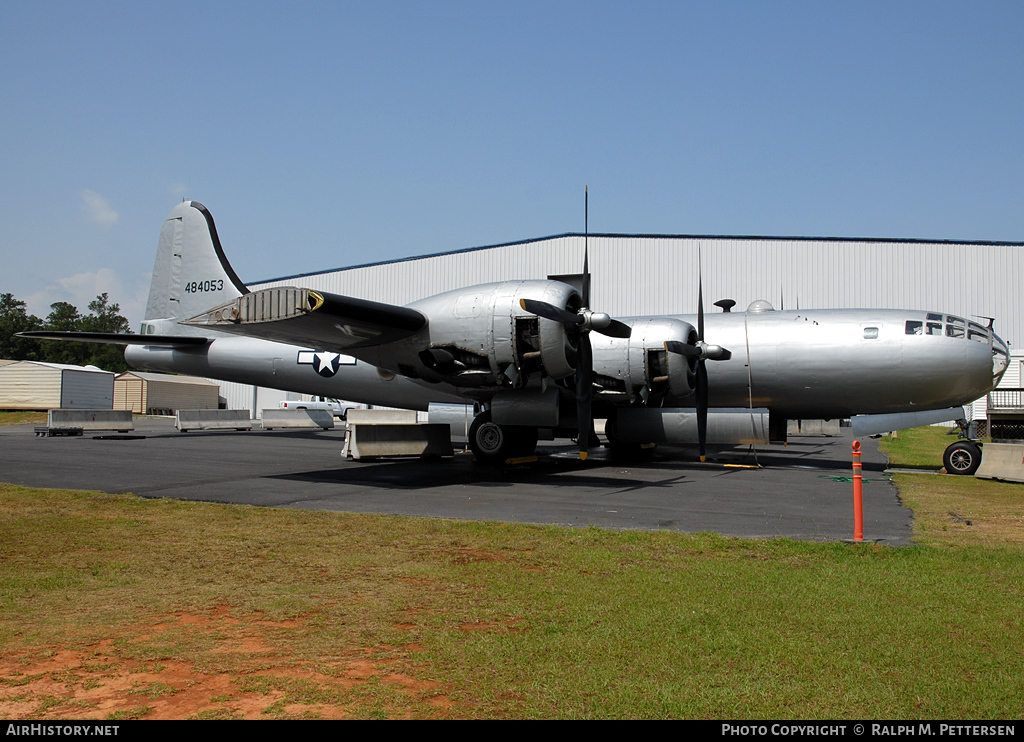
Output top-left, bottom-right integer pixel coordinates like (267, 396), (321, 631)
(946, 315), (964, 325)
(927, 322), (943, 336)
(968, 321), (990, 343)
(905, 321), (922, 335)
(927, 313), (943, 322)
(946, 323), (965, 338)
(864, 327), (880, 339)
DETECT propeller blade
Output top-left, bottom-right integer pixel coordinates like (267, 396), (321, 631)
(595, 318), (632, 339)
(576, 331), (594, 461)
(583, 185), (590, 308)
(519, 298), (580, 326)
(696, 358), (708, 462)
(664, 340), (701, 359)
(521, 299), (630, 338)
(696, 245), (708, 462)
(697, 248), (705, 342)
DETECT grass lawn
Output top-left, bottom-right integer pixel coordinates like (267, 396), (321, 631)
(879, 429), (1024, 549)
(0, 411), (46, 427)
(0, 428), (1021, 719)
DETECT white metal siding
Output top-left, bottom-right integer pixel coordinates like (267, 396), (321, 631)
(214, 380), (298, 418)
(253, 235), (1024, 352)
(0, 363), (62, 409)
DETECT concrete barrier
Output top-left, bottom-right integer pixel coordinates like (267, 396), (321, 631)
(261, 409), (334, 430)
(47, 409), (134, 432)
(975, 443), (1024, 483)
(345, 423), (453, 460)
(342, 409), (453, 459)
(346, 409), (418, 425)
(787, 419), (841, 437)
(176, 409), (254, 432)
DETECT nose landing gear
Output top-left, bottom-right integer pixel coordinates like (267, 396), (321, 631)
(943, 439), (982, 475)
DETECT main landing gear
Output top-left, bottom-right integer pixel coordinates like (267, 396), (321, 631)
(468, 411), (539, 464)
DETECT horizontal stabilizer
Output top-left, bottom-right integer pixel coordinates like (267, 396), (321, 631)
(182, 287), (427, 350)
(18, 331), (209, 347)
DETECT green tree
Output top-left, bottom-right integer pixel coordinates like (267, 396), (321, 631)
(81, 293), (133, 372)
(82, 293), (132, 335)
(1, 292), (134, 371)
(40, 301), (88, 366)
(0, 293), (43, 361)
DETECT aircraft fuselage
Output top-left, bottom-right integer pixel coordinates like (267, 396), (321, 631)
(126, 305), (1007, 421)
(662, 307), (1005, 418)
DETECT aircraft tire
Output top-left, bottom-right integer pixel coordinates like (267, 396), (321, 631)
(469, 413), (539, 463)
(468, 412), (509, 464)
(943, 440), (982, 476)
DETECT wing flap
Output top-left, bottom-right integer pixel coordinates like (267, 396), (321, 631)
(182, 287), (427, 350)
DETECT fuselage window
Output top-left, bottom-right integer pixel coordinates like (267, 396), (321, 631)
(926, 322), (943, 336)
(864, 326), (880, 339)
(905, 321), (922, 335)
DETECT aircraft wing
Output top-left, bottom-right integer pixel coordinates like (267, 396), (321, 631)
(182, 287), (427, 351)
(18, 331), (210, 346)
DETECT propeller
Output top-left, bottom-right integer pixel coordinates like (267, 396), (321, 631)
(519, 299), (632, 339)
(518, 187), (631, 460)
(662, 246), (731, 462)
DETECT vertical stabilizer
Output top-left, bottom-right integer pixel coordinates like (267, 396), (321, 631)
(143, 201), (248, 335)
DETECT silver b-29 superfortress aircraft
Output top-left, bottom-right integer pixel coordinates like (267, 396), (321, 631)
(25, 201), (1010, 471)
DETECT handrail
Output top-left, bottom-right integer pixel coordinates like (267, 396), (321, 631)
(987, 388), (1024, 410)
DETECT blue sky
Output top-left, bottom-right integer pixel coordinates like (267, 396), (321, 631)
(2, 1), (1022, 328)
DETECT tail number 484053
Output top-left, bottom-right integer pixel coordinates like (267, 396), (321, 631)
(184, 279), (224, 293)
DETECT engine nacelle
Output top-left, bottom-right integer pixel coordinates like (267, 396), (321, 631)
(591, 317), (697, 402)
(394, 280), (582, 387)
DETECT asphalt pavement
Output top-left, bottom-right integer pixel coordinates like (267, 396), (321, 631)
(0, 418), (912, 544)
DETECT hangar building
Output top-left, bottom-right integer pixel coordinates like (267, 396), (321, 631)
(219, 232), (1024, 419)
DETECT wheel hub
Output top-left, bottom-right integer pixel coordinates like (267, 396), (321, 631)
(477, 423), (503, 452)
(950, 450), (972, 471)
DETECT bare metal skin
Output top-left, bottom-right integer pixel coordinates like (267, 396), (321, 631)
(28, 201), (1010, 462)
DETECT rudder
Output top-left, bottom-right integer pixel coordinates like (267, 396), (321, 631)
(142, 201), (248, 335)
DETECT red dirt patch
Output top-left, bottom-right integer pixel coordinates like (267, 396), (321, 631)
(0, 608), (453, 720)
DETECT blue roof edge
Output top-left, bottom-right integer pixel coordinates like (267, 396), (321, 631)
(253, 231), (1024, 285)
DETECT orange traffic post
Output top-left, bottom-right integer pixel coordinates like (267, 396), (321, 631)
(852, 440), (864, 542)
